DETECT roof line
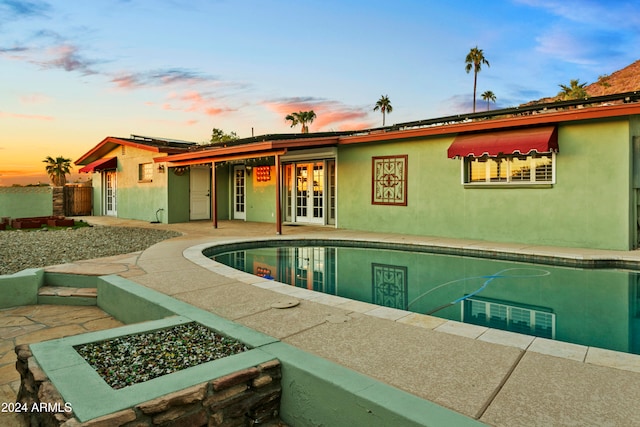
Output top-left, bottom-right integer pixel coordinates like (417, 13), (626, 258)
(339, 101), (640, 145)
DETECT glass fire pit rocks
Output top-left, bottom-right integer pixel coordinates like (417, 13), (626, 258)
(74, 322), (248, 389)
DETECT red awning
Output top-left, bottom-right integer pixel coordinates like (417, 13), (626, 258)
(78, 157), (117, 173)
(447, 126), (558, 158)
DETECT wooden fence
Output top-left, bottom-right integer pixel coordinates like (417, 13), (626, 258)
(63, 186), (92, 216)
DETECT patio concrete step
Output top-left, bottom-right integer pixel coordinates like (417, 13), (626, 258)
(37, 286), (97, 306)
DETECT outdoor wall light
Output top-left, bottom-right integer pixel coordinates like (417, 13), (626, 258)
(157, 165), (165, 173)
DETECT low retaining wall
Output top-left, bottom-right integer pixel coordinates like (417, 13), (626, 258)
(6, 272), (483, 427)
(16, 344), (282, 426)
(0, 268), (43, 309)
(0, 186), (53, 218)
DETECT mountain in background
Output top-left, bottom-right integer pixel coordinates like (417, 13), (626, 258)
(529, 59), (640, 104)
(586, 59), (640, 96)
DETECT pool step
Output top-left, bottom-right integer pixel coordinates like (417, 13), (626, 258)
(37, 286), (98, 306)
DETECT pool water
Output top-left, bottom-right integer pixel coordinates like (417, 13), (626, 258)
(212, 245), (640, 355)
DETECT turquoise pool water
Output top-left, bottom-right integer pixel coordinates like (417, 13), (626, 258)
(211, 244), (640, 355)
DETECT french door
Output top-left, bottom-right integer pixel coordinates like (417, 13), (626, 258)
(233, 166), (246, 220)
(284, 160), (335, 225)
(105, 171), (117, 216)
(295, 163), (324, 224)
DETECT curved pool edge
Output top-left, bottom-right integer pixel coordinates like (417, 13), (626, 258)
(183, 236), (640, 374)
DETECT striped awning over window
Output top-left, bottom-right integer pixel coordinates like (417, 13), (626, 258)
(447, 126), (558, 158)
(78, 157), (117, 173)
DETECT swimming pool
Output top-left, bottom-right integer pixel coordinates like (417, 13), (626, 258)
(209, 242), (640, 355)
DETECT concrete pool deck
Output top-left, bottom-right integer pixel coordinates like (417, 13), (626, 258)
(3, 217), (640, 426)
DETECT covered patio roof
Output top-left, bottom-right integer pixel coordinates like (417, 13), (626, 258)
(157, 136), (341, 166)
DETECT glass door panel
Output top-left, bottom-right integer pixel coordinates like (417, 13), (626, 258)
(105, 171), (117, 216)
(296, 165), (308, 219)
(295, 163), (324, 224)
(234, 166), (246, 220)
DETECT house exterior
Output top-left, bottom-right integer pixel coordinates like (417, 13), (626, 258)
(76, 93), (640, 251)
(75, 135), (196, 222)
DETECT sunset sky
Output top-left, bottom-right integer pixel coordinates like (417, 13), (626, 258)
(1, 0), (639, 185)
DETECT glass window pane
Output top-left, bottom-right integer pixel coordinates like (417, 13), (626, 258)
(489, 158), (507, 182)
(510, 156), (531, 181)
(468, 158), (487, 182)
(533, 154), (553, 182)
(464, 152), (553, 185)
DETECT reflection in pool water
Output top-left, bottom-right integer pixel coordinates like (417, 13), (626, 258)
(211, 245), (640, 355)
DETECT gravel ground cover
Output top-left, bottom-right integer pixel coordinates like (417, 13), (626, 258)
(0, 225), (181, 275)
(74, 322), (249, 389)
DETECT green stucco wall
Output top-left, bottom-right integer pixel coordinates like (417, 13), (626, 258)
(89, 146), (171, 223)
(337, 120), (633, 250)
(0, 187), (53, 218)
(216, 166), (230, 220)
(114, 146), (169, 222)
(117, 186), (167, 222)
(247, 166), (277, 223)
(167, 169), (190, 223)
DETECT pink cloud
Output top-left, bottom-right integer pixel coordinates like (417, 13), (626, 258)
(41, 44), (97, 75)
(263, 97), (375, 131)
(20, 94), (51, 105)
(110, 69), (217, 90)
(162, 90), (234, 117)
(0, 111), (54, 121)
(112, 74), (139, 89)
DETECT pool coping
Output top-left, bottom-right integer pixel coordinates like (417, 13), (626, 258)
(183, 236), (640, 374)
(26, 273), (485, 427)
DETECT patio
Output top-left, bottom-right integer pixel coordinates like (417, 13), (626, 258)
(2, 217), (640, 426)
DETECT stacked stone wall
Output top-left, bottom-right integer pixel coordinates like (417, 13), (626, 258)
(51, 187), (64, 217)
(15, 344), (284, 427)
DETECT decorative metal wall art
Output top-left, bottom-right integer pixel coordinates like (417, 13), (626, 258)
(372, 155), (408, 205)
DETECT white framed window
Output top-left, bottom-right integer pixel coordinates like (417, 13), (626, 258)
(462, 152), (555, 185)
(138, 163), (153, 182)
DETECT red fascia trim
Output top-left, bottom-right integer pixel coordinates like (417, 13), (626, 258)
(75, 137), (189, 165)
(338, 103), (640, 145)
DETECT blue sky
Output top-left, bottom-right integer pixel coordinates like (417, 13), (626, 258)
(1, 0), (639, 184)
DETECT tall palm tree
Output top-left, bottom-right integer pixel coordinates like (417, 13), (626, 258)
(481, 90), (496, 111)
(558, 79), (589, 100)
(465, 46), (490, 113)
(373, 95), (393, 126)
(285, 110), (316, 133)
(43, 156), (72, 186)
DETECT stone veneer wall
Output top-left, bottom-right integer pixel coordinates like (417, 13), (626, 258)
(51, 187), (64, 217)
(15, 344), (284, 427)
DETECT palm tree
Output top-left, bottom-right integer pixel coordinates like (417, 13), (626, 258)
(43, 156), (72, 186)
(465, 46), (490, 113)
(481, 90), (496, 111)
(285, 110), (316, 133)
(373, 95), (393, 126)
(558, 79), (589, 100)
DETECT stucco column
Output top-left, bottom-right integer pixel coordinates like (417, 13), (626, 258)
(211, 161), (217, 228)
(275, 155), (281, 235)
